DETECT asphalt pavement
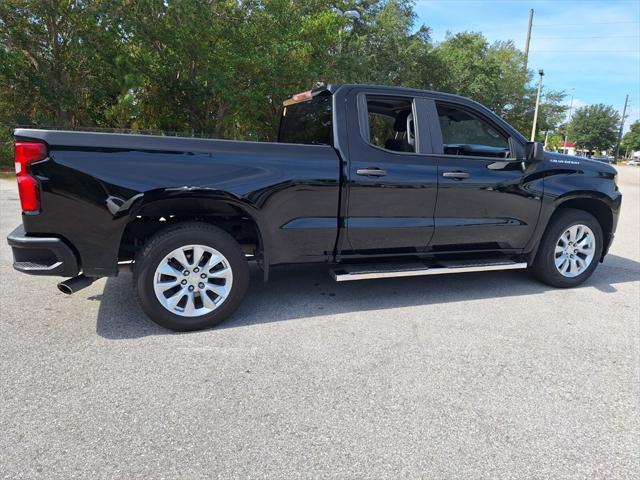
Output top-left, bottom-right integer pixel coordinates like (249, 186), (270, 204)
(1, 167), (639, 479)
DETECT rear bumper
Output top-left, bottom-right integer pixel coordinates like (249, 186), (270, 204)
(7, 225), (79, 276)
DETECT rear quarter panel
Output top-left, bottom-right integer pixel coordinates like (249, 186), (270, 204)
(16, 130), (340, 276)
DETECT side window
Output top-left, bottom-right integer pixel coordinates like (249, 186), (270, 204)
(436, 103), (510, 158)
(364, 96), (416, 153)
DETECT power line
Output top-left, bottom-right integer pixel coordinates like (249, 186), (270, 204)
(531, 50), (640, 53)
(535, 34), (640, 39)
(534, 21), (640, 27)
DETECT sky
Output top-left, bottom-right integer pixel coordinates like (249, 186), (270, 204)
(413, 0), (640, 132)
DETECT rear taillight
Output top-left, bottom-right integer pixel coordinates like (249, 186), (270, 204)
(15, 141), (47, 212)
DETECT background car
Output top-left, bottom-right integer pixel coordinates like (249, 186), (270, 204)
(591, 155), (615, 164)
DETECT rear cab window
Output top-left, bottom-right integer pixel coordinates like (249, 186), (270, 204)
(278, 93), (333, 145)
(363, 96), (417, 153)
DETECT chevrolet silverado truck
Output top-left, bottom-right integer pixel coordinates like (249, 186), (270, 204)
(7, 84), (621, 331)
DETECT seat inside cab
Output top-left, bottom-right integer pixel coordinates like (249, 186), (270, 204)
(365, 96), (416, 153)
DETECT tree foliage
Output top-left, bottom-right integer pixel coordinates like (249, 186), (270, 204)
(1, 0), (571, 166)
(0, 0), (125, 127)
(621, 120), (640, 153)
(569, 104), (620, 152)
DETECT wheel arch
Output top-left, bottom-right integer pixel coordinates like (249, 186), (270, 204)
(540, 194), (615, 262)
(525, 191), (617, 265)
(553, 197), (613, 245)
(118, 192), (269, 269)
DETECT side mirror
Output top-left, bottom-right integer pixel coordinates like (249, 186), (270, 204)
(525, 141), (545, 163)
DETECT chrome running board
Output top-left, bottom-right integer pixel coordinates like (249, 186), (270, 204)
(330, 260), (527, 282)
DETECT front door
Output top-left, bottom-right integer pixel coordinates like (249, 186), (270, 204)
(341, 91), (438, 255)
(429, 100), (542, 252)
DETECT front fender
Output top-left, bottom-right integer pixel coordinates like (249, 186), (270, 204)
(522, 167), (621, 261)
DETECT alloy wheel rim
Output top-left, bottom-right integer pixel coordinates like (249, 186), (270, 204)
(554, 224), (596, 278)
(153, 244), (233, 317)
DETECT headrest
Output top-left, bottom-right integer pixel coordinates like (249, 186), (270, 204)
(393, 110), (411, 132)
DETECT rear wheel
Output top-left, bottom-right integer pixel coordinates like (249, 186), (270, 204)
(531, 208), (603, 288)
(134, 223), (249, 331)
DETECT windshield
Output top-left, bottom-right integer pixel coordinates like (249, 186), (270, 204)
(278, 95), (333, 145)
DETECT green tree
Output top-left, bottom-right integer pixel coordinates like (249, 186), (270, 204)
(569, 104), (620, 152)
(424, 33), (566, 137)
(535, 91), (568, 134)
(0, 0), (126, 127)
(110, 0), (344, 140)
(0, 0), (127, 166)
(430, 33), (518, 108)
(541, 132), (562, 151)
(344, 0), (431, 85)
(621, 120), (640, 152)
(0, 0), (574, 167)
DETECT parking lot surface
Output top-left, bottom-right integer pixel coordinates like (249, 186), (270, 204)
(1, 167), (639, 479)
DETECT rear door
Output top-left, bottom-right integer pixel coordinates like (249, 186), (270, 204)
(341, 89), (438, 255)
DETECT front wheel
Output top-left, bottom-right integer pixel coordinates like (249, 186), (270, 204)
(530, 208), (603, 288)
(134, 222), (249, 331)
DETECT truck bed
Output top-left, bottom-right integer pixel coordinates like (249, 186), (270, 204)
(14, 129), (342, 276)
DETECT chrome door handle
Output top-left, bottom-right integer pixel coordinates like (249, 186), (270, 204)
(442, 171), (470, 179)
(357, 168), (387, 177)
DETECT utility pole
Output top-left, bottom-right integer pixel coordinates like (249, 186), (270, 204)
(530, 69), (544, 141)
(614, 94), (629, 161)
(523, 9), (534, 73)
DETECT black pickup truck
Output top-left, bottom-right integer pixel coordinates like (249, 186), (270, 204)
(7, 84), (621, 331)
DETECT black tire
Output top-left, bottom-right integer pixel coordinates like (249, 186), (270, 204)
(134, 222), (249, 331)
(530, 208), (603, 288)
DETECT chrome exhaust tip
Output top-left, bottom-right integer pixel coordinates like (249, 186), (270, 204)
(57, 274), (95, 295)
